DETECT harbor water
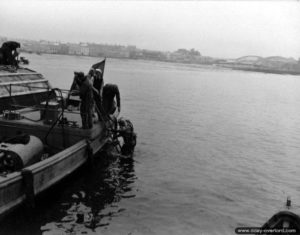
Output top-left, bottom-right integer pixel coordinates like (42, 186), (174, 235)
(1, 53), (300, 235)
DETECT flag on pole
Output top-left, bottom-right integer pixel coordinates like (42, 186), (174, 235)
(90, 58), (109, 121)
(91, 58), (106, 80)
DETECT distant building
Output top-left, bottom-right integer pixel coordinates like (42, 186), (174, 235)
(88, 43), (105, 57)
(129, 49), (143, 59)
(68, 43), (81, 55)
(22, 41), (44, 53)
(57, 43), (69, 54)
(79, 43), (89, 56)
(49, 42), (60, 54)
(169, 51), (190, 63)
(140, 50), (166, 61)
(195, 56), (216, 64)
(127, 45), (137, 52)
(4, 35), (298, 73)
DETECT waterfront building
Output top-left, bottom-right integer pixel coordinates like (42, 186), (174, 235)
(79, 43), (89, 56)
(88, 43), (104, 57)
(57, 44), (69, 54)
(68, 43), (82, 55)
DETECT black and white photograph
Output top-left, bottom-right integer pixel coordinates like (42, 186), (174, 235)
(0, 0), (300, 234)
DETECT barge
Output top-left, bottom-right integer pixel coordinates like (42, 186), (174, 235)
(0, 63), (136, 218)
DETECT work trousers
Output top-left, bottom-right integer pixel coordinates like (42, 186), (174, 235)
(80, 101), (94, 129)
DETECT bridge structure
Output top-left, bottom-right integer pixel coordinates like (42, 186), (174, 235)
(235, 56), (264, 65)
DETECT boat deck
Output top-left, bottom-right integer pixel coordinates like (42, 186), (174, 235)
(0, 66), (51, 113)
(0, 107), (106, 149)
(0, 63), (119, 219)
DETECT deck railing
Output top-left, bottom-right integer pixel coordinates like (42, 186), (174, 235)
(4, 83), (78, 114)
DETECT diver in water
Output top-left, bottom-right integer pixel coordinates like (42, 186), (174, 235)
(117, 118), (136, 156)
(106, 118), (136, 157)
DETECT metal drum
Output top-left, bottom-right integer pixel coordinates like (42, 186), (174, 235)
(0, 135), (43, 172)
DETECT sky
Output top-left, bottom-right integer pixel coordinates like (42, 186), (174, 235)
(0, 0), (300, 59)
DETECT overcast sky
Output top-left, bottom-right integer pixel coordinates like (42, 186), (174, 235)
(0, 1), (299, 59)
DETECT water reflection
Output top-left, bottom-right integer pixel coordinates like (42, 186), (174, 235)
(41, 153), (136, 234)
(0, 152), (137, 235)
(41, 153), (137, 234)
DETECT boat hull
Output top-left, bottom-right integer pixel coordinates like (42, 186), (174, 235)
(0, 136), (107, 218)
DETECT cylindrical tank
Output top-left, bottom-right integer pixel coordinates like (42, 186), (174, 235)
(0, 135), (43, 171)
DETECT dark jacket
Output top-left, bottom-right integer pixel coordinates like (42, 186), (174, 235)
(0, 41), (20, 66)
(93, 76), (103, 95)
(79, 77), (94, 103)
(102, 84), (120, 114)
(2, 41), (20, 51)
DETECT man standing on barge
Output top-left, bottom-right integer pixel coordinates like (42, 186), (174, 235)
(71, 72), (95, 129)
(89, 69), (103, 100)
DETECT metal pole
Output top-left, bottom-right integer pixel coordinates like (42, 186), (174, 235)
(9, 84), (12, 112)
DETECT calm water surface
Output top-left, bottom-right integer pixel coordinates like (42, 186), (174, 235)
(1, 53), (300, 235)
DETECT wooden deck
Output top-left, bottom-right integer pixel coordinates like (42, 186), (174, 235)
(0, 107), (105, 149)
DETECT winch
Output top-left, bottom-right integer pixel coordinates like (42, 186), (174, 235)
(40, 101), (60, 124)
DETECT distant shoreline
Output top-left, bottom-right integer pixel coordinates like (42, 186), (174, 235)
(232, 67), (300, 76)
(216, 64), (300, 76)
(22, 52), (300, 76)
